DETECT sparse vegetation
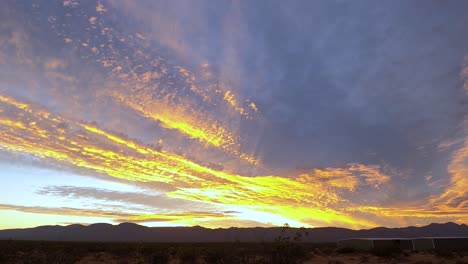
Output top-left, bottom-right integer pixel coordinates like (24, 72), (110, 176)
(328, 260), (345, 264)
(435, 249), (455, 259)
(270, 223), (309, 264)
(336, 246), (355, 254)
(359, 254), (370, 263)
(0, 239), (466, 263)
(370, 246), (401, 258)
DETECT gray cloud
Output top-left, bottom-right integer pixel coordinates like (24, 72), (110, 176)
(238, 1), (468, 170)
(37, 185), (219, 212)
(0, 203), (230, 224)
(4, 0), (465, 176)
(103, 0), (468, 178)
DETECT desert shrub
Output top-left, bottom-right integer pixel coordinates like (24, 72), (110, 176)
(202, 244), (256, 264)
(370, 247), (401, 258)
(319, 243), (339, 255)
(435, 249), (455, 258)
(359, 255), (370, 263)
(42, 249), (77, 264)
(204, 248), (225, 263)
(203, 246), (235, 264)
(336, 247), (355, 254)
(455, 257), (468, 264)
(178, 247), (201, 264)
(21, 249), (48, 264)
(147, 250), (170, 264)
(327, 260), (345, 264)
(269, 224), (309, 264)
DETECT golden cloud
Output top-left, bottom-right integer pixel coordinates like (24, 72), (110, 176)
(0, 94), (384, 228)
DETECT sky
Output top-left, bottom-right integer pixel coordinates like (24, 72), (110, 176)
(0, 0), (466, 230)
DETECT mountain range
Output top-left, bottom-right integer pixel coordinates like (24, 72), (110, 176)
(0, 222), (466, 242)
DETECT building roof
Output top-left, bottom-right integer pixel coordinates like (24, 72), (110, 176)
(338, 237), (468, 241)
(338, 238), (411, 241)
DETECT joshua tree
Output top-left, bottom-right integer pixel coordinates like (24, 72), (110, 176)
(272, 223), (309, 264)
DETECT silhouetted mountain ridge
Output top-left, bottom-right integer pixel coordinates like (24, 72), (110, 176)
(0, 222), (466, 242)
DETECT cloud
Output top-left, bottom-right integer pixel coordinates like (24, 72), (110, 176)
(0, 203), (131, 219)
(96, 2), (107, 14)
(0, 0), (262, 169)
(428, 60), (468, 214)
(0, 94), (398, 228)
(36, 185), (217, 212)
(297, 163), (390, 192)
(433, 126), (468, 211)
(0, 203), (230, 225)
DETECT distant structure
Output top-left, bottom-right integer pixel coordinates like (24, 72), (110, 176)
(337, 237), (468, 251)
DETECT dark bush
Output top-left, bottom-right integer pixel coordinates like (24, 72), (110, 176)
(370, 247), (401, 258)
(204, 247), (228, 264)
(269, 224), (310, 264)
(148, 250), (169, 264)
(359, 255), (370, 263)
(434, 249), (454, 258)
(327, 260), (345, 264)
(179, 247), (200, 264)
(336, 247), (355, 254)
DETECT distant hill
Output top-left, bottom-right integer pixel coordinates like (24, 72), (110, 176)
(0, 222), (466, 242)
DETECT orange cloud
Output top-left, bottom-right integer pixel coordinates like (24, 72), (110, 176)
(0, 95), (362, 227)
(0, 94), (466, 228)
(96, 2), (107, 13)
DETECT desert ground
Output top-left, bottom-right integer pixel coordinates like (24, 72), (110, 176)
(1, 240), (467, 264)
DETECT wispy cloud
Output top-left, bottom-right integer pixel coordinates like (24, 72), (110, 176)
(0, 203), (231, 225)
(36, 185), (217, 212)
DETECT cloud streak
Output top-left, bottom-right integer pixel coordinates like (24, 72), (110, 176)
(0, 203), (231, 225)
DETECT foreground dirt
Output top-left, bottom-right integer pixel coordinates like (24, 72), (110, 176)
(305, 252), (468, 264)
(1, 241), (467, 264)
(2, 251), (467, 264)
